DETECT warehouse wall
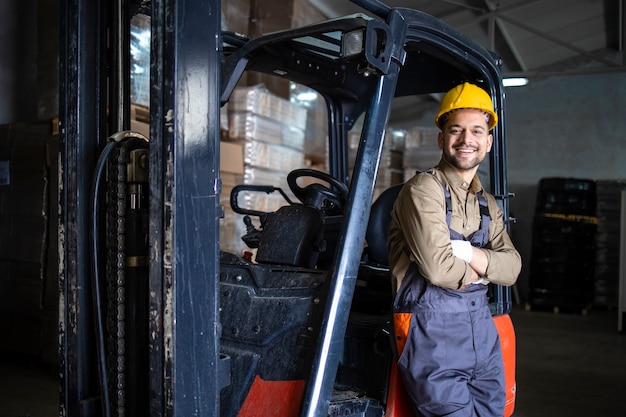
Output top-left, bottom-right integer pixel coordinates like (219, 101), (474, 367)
(0, 0), (59, 124)
(0, 123), (58, 361)
(0, 0), (60, 362)
(506, 68), (626, 303)
(0, 0), (37, 124)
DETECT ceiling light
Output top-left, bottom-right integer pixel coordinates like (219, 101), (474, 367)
(295, 91), (318, 102)
(503, 77), (529, 87)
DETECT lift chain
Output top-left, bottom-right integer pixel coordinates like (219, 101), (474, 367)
(106, 140), (130, 417)
(104, 137), (149, 417)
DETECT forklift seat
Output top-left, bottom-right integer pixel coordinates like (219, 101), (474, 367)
(365, 183), (403, 267)
(254, 203), (325, 268)
(350, 183), (404, 314)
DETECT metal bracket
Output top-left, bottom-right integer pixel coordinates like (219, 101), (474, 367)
(363, 10), (406, 75)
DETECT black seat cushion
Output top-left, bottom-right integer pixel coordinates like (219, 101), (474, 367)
(365, 183), (403, 266)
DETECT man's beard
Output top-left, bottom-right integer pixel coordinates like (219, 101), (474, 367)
(443, 147), (485, 171)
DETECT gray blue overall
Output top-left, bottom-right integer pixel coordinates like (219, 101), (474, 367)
(393, 188), (505, 417)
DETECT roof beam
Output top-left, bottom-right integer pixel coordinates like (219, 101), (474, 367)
(453, 0), (542, 30)
(484, 0), (528, 72)
(497, 13), (619, 68)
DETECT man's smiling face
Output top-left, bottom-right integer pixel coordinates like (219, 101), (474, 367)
(438, 108), (493, 177)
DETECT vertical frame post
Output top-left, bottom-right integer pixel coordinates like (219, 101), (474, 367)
(59, 0), (109, 415)
(149, 0), (223, 416)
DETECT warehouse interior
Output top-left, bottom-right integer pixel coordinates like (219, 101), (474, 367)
(1, 0), (625, 416)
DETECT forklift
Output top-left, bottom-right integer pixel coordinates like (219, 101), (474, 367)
(59, 0), (516, 416)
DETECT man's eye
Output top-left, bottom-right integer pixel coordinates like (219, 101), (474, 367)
(449, 129), (461, 135)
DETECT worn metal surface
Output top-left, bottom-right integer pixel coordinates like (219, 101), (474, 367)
(149, 0), (223, 416)
(59, 0), (109, 415)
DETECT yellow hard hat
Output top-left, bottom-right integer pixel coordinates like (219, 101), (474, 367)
(435, 82), (498, 130)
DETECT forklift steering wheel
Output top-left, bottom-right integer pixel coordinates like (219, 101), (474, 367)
(287, 168), (349, 212)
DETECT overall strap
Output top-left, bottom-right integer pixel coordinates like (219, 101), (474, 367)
(423, 169), (491, 248)
(442, 184), (453, 229)
(472, 191), (491, 247)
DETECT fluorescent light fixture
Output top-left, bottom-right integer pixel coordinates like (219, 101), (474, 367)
(503, 77), (529, 87)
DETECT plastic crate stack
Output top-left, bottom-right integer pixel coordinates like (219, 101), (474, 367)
(221, 84), (308, 256)
(593, 179), (626, 307)
(348, 128), (405, 200)
(528, 177), (597, 312)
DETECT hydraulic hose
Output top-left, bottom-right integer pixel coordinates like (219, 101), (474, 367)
(90, 130), (148, 417)
(90, 139), (117, 417)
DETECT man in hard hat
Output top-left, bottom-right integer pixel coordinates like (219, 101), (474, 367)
(388, 82), (521, 417)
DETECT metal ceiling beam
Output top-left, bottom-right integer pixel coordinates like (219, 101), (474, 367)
(497, 13), (619, 68)
(453, 0), (541, 30)
(487, 10), (495, 50)
(494, 17), (528, 71)
(484, 0), (528, 72)
(453, 0), (619, 74)
(496, 0), (543, 15)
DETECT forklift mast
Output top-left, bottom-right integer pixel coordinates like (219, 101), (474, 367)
(59, 1), (512, 417)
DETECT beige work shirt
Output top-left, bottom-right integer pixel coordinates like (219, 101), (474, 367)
(388, 159), (521, 291)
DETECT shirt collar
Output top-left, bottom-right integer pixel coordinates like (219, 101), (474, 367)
(437, 158), (484, 194)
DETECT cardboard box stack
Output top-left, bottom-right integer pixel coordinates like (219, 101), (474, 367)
(403, 127), (441, 181)
(290, 84), (328, 164)
(241, 0), (326, 100)
(220, 85), (308, 255)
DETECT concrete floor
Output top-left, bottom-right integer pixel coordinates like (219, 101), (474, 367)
(511, 307), (626, 417)
(0, 307), (624, 417)
(0, 354), (59, 417)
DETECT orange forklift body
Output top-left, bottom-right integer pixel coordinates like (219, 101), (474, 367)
(236, 313), (516, 417)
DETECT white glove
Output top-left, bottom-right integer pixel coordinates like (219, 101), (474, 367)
(450, 240), (473, 263)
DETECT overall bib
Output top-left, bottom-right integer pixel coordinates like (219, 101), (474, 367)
(393, 189), (505, 417)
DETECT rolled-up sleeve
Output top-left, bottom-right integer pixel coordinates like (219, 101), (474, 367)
(481, 195), (522, 286)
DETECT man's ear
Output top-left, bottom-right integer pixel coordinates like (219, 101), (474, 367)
(486, 133), (493, 152)
(437, 131), (444, 149)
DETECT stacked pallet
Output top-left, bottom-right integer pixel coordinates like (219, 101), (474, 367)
(528, 178), (597, 312)
(593, 179), (626, 307)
